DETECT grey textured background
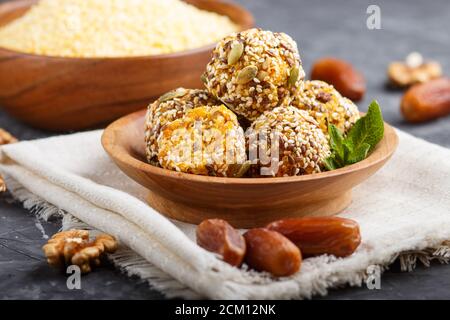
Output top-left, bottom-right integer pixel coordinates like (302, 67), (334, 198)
(0, 0), (449, 300)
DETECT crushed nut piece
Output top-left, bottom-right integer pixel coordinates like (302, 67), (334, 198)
(0, 128), (18, 192)
(405, 52), (423, 68)
(42, 230), (118, 273)
(0, 128), (17, 145)
(388, 52), (442, 87)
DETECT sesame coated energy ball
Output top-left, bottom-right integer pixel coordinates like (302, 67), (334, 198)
(203, 28), (305, 121)
(145, 88), (218, 163)
(291, 80), (360, 135)
(247, 106), (330, 177)
(157, 105), (247, 177)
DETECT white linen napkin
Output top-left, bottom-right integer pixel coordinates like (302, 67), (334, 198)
(1, 128), (449, 299)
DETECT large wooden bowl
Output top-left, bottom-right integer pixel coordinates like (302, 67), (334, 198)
(0, 0), (253, 131)
(101, 109), (399, 228)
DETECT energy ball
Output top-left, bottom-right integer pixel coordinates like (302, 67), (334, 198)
(247, 106), (330, 177)
(203, 28), (305, 121)
(157, 105), (247, 177)
(291, 80), (360, 134)
(145, 88), (218, 162)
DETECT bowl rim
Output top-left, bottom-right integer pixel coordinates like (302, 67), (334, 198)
(0, 0), (254, 61)
(101, 109), (399, 186)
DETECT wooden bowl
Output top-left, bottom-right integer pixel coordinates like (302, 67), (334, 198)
(0, 0), (253, 131)
(101, 109), (399, 228)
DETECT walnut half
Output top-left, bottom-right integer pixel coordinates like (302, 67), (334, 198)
(388, 52), (442, 87)
(42, 230), (118, 273)
(0, 128), (17, 145)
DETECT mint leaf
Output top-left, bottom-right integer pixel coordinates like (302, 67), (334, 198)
(347, 100), (384, 153)
(323, 100), (385, 171)
(347, 143), (370, 164)
(328, 124), (346, 161)
(342, 142), (352, 164)
(323, 156), (338, 171)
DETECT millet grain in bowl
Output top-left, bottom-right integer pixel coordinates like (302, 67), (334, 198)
(0, 0), (239, 58)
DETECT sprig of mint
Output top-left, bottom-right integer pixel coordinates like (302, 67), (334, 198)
(324, 100), (384, 171)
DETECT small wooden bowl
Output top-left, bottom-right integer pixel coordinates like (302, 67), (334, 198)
(0, 0), (253, 131)
(102, 109), (399, 228)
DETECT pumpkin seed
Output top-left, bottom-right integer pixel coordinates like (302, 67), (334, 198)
(236, 65), (258, 84)
(257, 71), (269, 82)
(229, 161), (252, 178)
(227, 42), (244, 65)
(200, 73), (208, 85)
(262, 58), (270, 70)
(159, 88), (187, 102)
(220, 99), (235, 112)
(148, 158), (160, 167)
(288, 66), (300, 86)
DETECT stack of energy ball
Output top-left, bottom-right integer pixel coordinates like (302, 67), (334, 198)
(145, 28), (360, 178)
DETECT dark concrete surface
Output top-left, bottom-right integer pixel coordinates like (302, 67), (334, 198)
(0, 0), (449, 300)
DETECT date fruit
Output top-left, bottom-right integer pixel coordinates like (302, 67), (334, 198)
(401, 77), (450, 123)
(196, 219), (246, 267)
(266, 217), (361, 258)
(311, 57), (366, 101)
(243, 228), (301, 277)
